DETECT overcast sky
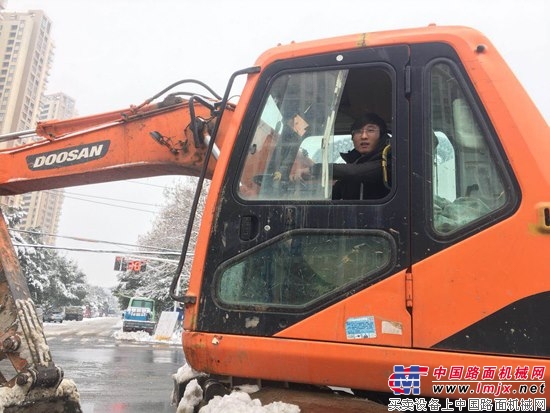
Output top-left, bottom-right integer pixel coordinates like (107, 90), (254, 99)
(8, 0), (549, 288)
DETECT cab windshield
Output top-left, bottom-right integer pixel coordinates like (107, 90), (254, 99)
(238, 69), (348, 200)
(131, 299), (153, 310)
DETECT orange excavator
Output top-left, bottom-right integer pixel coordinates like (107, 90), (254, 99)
(0, 25), (548, 412)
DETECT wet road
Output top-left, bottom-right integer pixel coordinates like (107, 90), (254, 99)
(44, 317), (185, 413)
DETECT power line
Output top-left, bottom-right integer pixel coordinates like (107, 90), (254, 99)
(61, 193), (158, 213)
(11, 243), (184, 264)
(9, 228), (179, 252)
(11, 242), (188, 257)
(127, 180), (171, 189)
(48, 189), (161, 208)
(119, 254), (180, 264)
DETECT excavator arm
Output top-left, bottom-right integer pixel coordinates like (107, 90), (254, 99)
(0, 82), (228, 411)
(0, 94), (229, 196)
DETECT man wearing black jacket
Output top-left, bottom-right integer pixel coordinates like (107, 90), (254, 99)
(331, 112), (391, 200)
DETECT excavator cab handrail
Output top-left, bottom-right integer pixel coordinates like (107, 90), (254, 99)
(170, 66), (261, 304)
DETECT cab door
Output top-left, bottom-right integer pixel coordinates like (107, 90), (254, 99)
(409, 43), (525, 355)
(197, 44), (413, 348)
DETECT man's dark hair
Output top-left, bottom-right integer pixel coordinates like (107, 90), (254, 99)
(350, 112), (387, 136)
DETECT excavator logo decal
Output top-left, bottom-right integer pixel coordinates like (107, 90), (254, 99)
(26, 140), (111, 170)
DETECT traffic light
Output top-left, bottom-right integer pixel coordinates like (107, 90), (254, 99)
(114, 257), (147, 272)
(114, 256), (128, 271)
(114, 256), (123, 271)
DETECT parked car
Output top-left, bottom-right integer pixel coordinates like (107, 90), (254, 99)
(44, 307), (65, 323)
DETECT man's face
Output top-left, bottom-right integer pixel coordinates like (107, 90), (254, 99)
(351, 123), (381, 154)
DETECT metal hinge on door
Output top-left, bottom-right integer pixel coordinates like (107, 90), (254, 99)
(405, 271), (413, 310)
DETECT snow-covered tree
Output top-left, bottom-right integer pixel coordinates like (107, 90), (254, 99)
(41, 253), (88, 308)
(84, 285), (119, 315)
(2, 206), (90, 309)
(113, 177), (208, 311)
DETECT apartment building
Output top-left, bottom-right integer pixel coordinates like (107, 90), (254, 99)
(40, 91), (77, 120)
(0, 10), (54, 139)
(0, 9), (75, 245)
(19, 92), (77, 242)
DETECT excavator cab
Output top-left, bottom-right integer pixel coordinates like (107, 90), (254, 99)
(181, 27), (549, 406)
(192, 46), (406, 323)
(0, 26), (548, 411)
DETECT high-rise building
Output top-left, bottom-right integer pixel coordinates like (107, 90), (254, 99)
(0, 10), (54, 140)
(15, 92), (78, 243)
(0, 9), (70, 246)
(40, 92), (77, 121)
(19, 190), (65, 243)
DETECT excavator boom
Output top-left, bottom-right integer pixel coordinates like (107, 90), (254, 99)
(0, 84), (227, 411)
(0, 96), (227, 196)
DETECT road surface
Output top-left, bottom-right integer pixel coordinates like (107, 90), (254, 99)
(44, 317), (184, 413)
(43, 317), (389, 413)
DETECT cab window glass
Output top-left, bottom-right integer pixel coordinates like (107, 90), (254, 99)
(430, 62), (508, 233)
(217, 231), (393, 309)
(238, 67), (393, 201)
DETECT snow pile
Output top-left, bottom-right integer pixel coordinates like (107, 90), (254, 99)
(0, 378), (80, 411)
(200, 390), (301, 413)
(0, 383), (32, 410)
(112, 329), (153, 342)
(172, 363), (207, 384)
(176, 378), (203, 413)
(112, 324), (182, 344)
(176, 378), (300, 413)
(171, 363), (207, 407)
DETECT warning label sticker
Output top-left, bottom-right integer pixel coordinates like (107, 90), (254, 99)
(345, 316), (376, 339)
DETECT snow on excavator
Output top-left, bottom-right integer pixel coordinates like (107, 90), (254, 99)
(0, 25), (549, 412)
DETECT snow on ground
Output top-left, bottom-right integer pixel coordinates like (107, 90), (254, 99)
(176, 379), (300, 413)
(173, 365), (301, 413)
(44, 316), (183, 344)
(113, 326), (182, 344)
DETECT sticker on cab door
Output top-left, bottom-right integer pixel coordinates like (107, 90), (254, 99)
(345, 316), (376, 339)
(381, 320), (403, 335)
